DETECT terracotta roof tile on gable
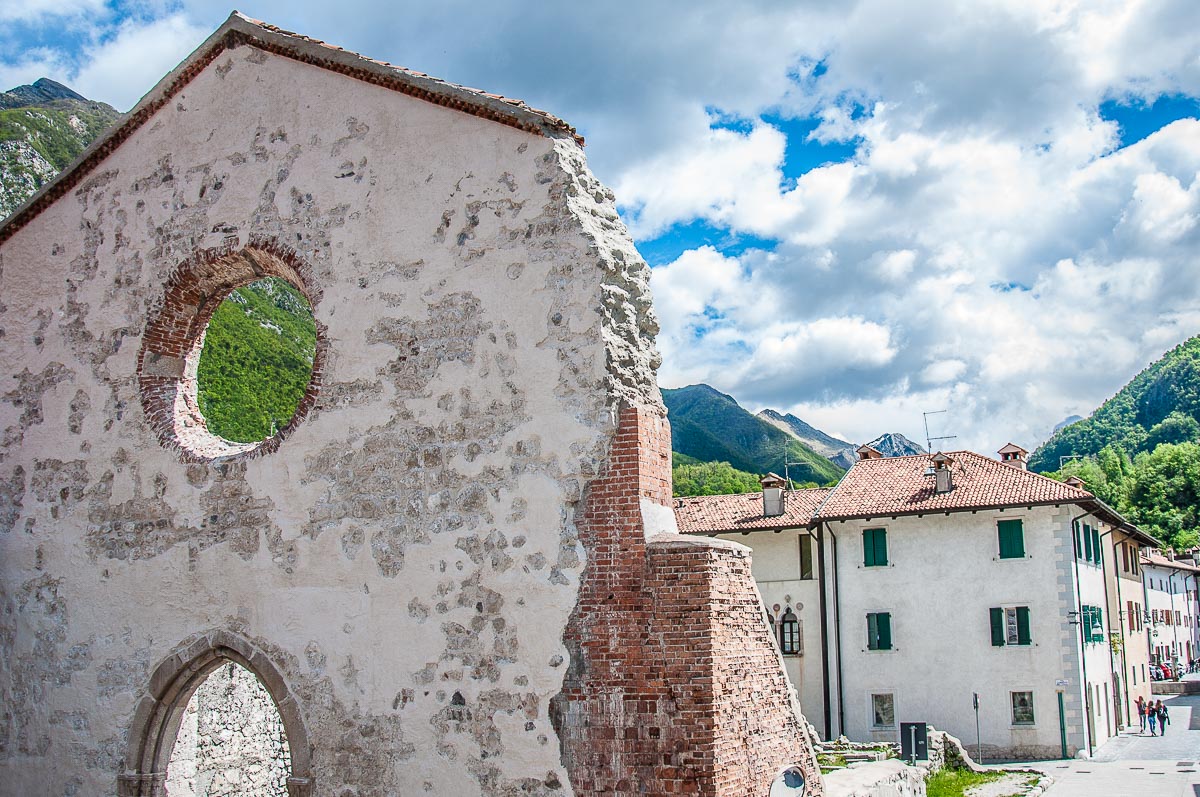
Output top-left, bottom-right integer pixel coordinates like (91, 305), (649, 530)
(675, 488), (830, 535)
(236, 15), (578, 140)
(0, 11), (580, 244)
(817, 450), (1095, 520)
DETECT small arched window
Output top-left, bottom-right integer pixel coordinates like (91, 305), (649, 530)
(780, 609), (801, 655)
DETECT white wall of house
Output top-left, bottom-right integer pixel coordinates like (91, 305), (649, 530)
(1143, 561), (1200, 668)
(1109, 535), (1151, 729)
(827, 505), (1099, 760)
(715, 529), (826, 734)
(1074, 534), (1116, 752)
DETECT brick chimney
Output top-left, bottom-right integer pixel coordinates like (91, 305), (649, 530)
(856, 444), (883, 461)
(1063, 475), (1086, 490)
(930, 452), (954, 494)
(997, 443), (1028, 470)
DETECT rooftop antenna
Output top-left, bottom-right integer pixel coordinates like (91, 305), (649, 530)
(923, 409), (957, 453)
(1059, 454), (1082, 470)
(783, 443), (799, 489)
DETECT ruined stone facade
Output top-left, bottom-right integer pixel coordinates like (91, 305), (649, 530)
(0, 14), (820, 797)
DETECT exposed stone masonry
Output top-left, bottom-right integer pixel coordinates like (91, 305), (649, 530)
(166, 663), (290, 797)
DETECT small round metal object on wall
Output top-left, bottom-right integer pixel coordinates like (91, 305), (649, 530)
(769, 765), (807, 797)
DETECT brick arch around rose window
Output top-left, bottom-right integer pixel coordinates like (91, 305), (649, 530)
(137, 239), (327, 461)
(118, 629), (314, 797)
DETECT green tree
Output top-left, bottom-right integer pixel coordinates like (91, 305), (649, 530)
(196, 278), (316, 443)
(1124, 442), (1200, 551)
(673, 461), (763, 497)
(1143, 411), (1200, 451)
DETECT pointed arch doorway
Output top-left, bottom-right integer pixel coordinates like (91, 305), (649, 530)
(118, 630), (313, 797)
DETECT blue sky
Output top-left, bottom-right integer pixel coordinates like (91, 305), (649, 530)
(5, 1), (1200, 451)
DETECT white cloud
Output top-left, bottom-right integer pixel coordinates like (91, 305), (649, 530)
(5, 0), (1200, 454)
(0, 0), (105, 24)
(71, 15), (210, 110)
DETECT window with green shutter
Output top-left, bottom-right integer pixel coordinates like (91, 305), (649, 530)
(1091, 527), (1101, 564)
(867, 612), (892, 650)
(1016, 606), (1031, 645)
(863, 528), (888, 567)
(991, 606), (1032, 646)
(1074, 522), (1083, 559)
(1083, 524), (1093, 562)
(990, 607), (1005, 646)
(998, 519), (1025, 559)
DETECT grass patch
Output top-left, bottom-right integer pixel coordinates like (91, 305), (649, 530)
(816, 752), (846, 773)
(925, 768), (1003, 797)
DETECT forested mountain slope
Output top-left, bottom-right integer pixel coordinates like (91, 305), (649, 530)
(663, 384), (845, 485)
(0, 78), (120, 219)
(1030, 336), (1200, 472)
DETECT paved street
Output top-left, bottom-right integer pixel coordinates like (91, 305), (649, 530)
(1018, 692), (1200, 797)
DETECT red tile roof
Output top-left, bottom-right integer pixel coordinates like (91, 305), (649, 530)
(1141, 550), (1200, 574)
(674, 488), (830, 535)
(816, 450), (1094, 520)
(672, 450), (1159, 545)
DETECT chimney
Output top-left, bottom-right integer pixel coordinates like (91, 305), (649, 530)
(760, 473), (787, 517)
(1063, 475), (1086, 490)
(930, 452), (954, 494)
(857, 444), (883, 461)
(997, 443), (1028, 470)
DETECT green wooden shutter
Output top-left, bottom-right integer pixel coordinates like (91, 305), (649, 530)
(877, 613), (892, 650)
(1091, 527), (1102, 564)
(998, 519), (1024, 559)
(1074, 523), (1083, 559)
(864, 529), (887, 567)
(867, 613), (878, 649)
(1083, 525), (1093, 562)
(1016, 606), (1031, 645)
(990, 607), (1005, 646)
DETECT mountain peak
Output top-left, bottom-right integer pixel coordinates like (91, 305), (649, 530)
(864, 432), (926, 457)
(0, 78), (91, 110)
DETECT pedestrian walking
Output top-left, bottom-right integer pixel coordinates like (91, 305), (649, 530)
(1158, 700), (1170, 736)
(1148, 702), (1158, 735)
(1136, 695), (1147, 733)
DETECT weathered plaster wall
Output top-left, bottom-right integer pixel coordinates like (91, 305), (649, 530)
(0, 41), (659, 796)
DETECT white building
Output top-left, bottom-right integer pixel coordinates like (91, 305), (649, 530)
(676, 445), (1158, 761)
(1141, 550), (1200, 670)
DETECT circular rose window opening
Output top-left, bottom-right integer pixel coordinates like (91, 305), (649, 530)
(195, 277), (316, 444)
(139, 244), (324, 460)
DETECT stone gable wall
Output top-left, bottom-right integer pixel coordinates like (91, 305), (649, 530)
(0, 34), (817, 797)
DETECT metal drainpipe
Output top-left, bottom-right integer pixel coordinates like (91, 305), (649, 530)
(815, 522), (833, 741)
(1070, 511), (1093, 757)
(1098, 527), (1118, 736)
(828, 523), (845, 738)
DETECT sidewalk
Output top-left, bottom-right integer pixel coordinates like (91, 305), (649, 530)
(1007, 693), (1200, 796)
